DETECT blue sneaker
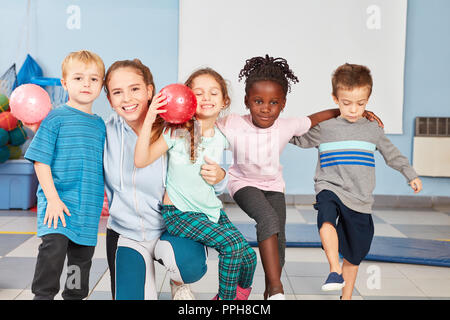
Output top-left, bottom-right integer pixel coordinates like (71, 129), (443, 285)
(321, 272), (345, 291)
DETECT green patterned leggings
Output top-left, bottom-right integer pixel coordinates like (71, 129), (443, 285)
(161, 205), (257, 300)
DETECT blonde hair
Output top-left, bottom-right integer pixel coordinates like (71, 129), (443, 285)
(61, 50), (105, 80)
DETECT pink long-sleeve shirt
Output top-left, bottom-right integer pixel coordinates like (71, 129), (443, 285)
(216, 113), (311, 197)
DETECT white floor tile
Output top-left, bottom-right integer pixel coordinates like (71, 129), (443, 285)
(91, 270), (111, 292)
(372, 209), (450, 225)
(284, 247), (328, 263)
(394, 263), (450, 279)
(0, 205), (449, 301)
(0, 216), (21, 228)
(286, 207), (306, 223)
(0, 289), (23, 299)
(92, 234), (107, 259)
(409, 278), (450, 297)
(14, 289), (34, 300)
(0, 216), (36, 232)
(358, 261), (408, 279)
(5, 235), (40, 257)
(190, 274), (219, 294)
(373, 224), (408, 238)
(355, 277), (426, 297)
(295, 205), (315, 211)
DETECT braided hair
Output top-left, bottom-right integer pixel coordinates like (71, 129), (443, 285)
(238, 54), (299, 95)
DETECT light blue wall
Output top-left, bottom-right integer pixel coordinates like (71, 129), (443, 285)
(0, 0), (179, 120)
(1, 0), (448, 196)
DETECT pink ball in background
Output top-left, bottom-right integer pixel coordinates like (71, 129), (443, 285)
(9, 84), (52, 124)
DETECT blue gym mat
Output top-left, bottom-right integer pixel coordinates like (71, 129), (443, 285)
(234, 223), (450, 268)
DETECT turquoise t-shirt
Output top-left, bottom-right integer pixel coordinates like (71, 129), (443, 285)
(25, 105), (106, 246)
(163, 126), (228, 223)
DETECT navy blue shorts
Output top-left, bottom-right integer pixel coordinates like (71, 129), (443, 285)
(314, 190), (374, 265)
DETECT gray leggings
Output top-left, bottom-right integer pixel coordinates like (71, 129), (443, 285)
(233, 186), (286, 267)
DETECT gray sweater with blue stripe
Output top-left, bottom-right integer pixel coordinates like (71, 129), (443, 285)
(290, 117), (418, 213)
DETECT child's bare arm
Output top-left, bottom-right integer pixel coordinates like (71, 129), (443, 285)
(307, 108), (384, 128)
(134, 93), (169, 167)
(34, 162), (71, 228)
(308, 108), (340, 127)
(363, 110), (384, 128)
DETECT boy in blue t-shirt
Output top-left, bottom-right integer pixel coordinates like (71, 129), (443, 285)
(25, 50), (106, 300)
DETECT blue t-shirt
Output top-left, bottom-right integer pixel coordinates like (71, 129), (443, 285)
(25, 105), (106, 246)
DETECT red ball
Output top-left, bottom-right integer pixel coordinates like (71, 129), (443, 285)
(0, 111), (18, 131)
(159, 84), (197, 124)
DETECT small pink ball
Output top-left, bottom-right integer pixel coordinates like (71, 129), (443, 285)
(9, 84), (52, 124)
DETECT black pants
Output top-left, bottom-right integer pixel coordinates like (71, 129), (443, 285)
(106, 228), (120, 300)
(32, 233), (95, 300)
(233, 186), (287, 267)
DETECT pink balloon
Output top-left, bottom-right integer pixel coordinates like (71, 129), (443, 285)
(9, 84), (52, 124)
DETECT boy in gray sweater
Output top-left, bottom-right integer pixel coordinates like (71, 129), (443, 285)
(290, 63), (422, 300)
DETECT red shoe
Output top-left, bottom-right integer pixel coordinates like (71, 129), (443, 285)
(212, 286), (252, 300)
(236, 285), (252, 300)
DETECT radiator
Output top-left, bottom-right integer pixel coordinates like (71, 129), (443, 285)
(413, 117), (450, 177)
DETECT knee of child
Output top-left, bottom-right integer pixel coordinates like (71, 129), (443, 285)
(257, 215), (280, 231)
(221, 232), (245, 254)
(155, 235), (208, 284)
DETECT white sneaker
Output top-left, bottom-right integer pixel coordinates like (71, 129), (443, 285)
(170, 281), (195, 300)
(267, 293), (285, 300)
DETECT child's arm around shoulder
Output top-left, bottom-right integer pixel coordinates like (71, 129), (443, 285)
(289, 108), (337, 147)
(375, 126), (422, 193)
(216, 113), (241, 138)
(289, 121), (322, 149)
(134, 93), (169, 168)
(307, 108), (384, 128)
(215, 114), (230, 130)
(307, 108), (340, 128)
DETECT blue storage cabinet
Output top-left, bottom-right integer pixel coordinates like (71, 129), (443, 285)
(0, 159), (38, 210)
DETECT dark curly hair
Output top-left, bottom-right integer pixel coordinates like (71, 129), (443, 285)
(238, 54), (299, 95)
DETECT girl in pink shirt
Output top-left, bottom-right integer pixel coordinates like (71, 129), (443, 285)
(216, 54), (380, 299)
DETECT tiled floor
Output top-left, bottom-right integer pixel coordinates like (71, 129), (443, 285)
(0, 203), (449, 300)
